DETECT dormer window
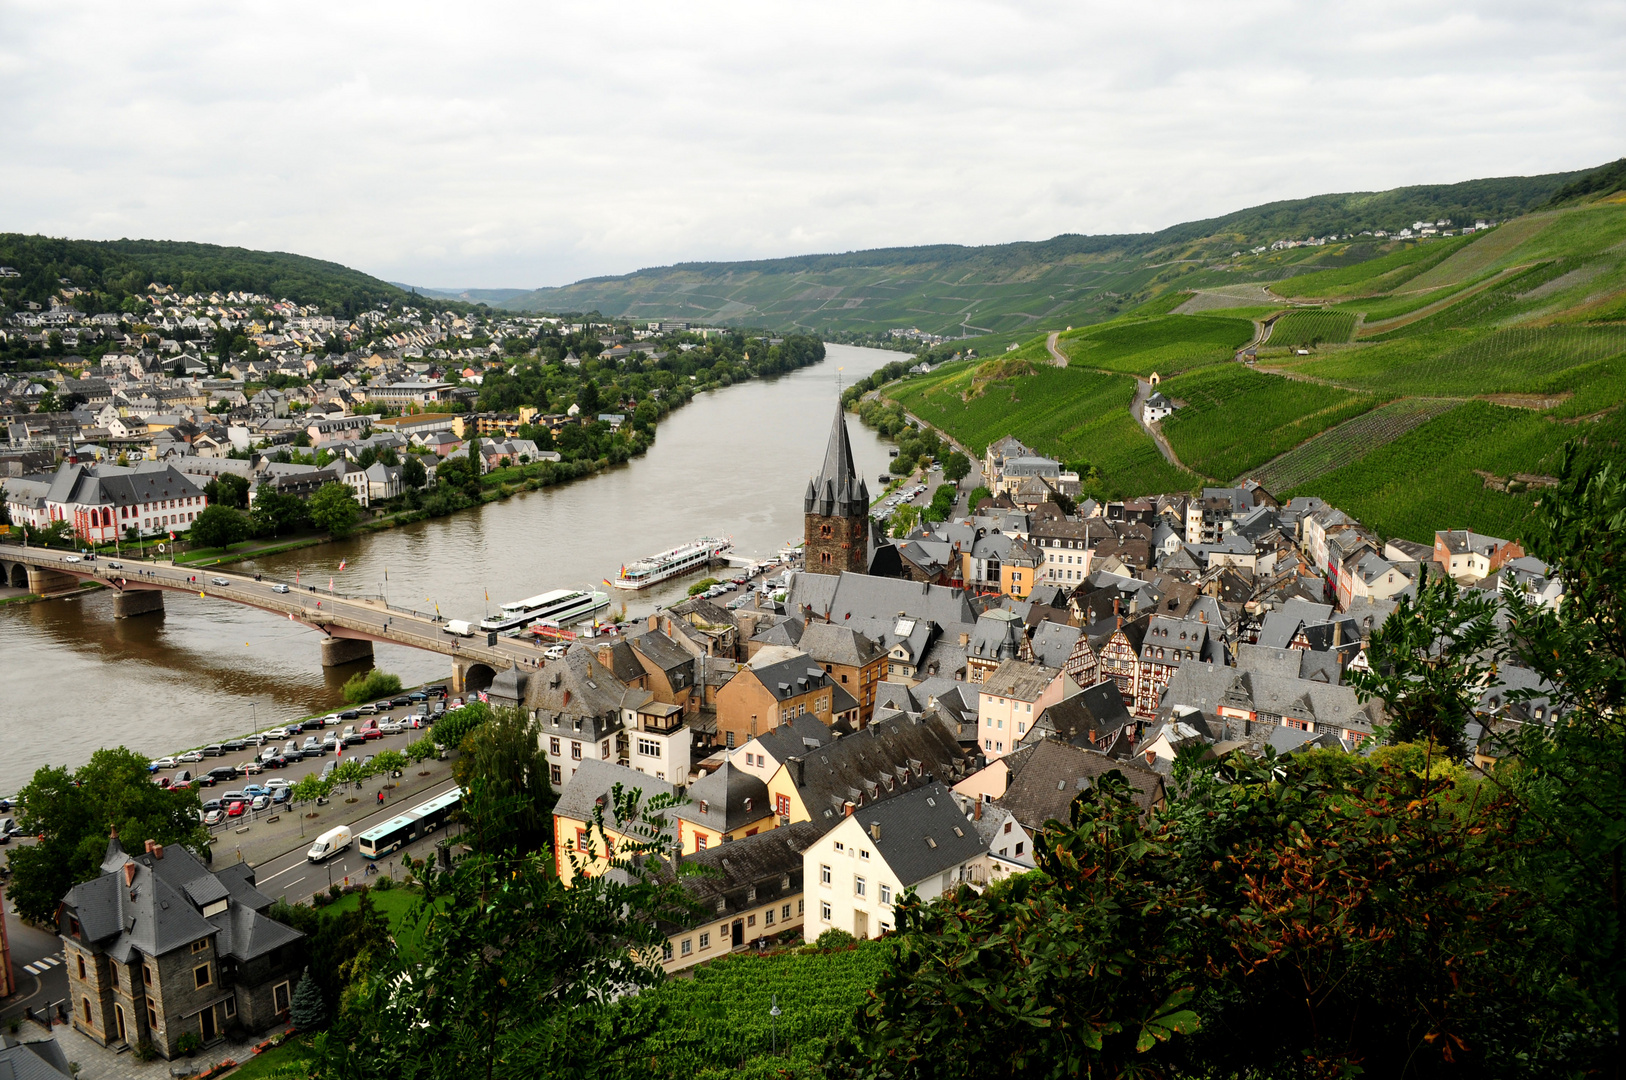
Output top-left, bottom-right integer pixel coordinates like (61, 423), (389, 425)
(699, 800), (709, 814)
(743, 797), (752, 812)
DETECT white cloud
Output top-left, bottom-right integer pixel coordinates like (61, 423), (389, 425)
(0, 0), (1619, 287)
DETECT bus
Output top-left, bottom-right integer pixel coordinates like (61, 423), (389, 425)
(358, 787), (464, 860)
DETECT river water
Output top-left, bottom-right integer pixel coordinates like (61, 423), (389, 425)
(0, 344), (901, 794)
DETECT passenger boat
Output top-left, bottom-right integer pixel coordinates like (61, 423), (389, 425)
(613, 537), (732, 590)
(478, 588), (610, 633)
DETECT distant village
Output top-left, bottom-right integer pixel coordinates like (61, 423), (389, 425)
(0, 284), (720, 534)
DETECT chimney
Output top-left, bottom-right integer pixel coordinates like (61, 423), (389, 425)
(144, 839), (156, 855)
(1333, 619), (1342, 646)
(973, 801), (983, 822)
(958, 632), (969, 647)
(1198, 610), (1206, 624)
(124, 862), (137, 886)
(153, 844), (164, 860)
(596, 643), (615, 668)
(869, 821), (881, 840)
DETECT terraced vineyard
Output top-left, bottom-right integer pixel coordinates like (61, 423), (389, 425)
(1268, 309), (1357, 347)
(608, 943), (888, 1079)
(1294, 324), (1626, 397)
(1061, 314), (1255, 375)
(1159, 364), (1374, 479)
(1245, 398), (1462, 492)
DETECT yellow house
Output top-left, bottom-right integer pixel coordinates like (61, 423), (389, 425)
(673, 760), (777, 855)
(551, 759), (679, 886)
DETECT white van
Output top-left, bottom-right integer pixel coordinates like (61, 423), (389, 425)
(443, 620), (474, 637)
(307, 825), (352, 863)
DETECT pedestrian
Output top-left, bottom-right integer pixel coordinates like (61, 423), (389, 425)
(377, 790), (385, 804)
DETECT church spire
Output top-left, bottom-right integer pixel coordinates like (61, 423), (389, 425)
(811, 402), (867, 518)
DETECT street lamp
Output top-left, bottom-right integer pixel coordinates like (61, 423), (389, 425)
(770, 994), (781, 1056)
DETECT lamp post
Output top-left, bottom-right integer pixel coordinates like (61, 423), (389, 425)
(770, 994), (781, 1056)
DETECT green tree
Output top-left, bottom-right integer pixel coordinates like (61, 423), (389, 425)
(0, 484), (10, 527)
(942, 450), (971, 483)
(433, 701), (492, 751)
(304, 781), (697, 1080)
(967, 485), (992, 512)
(203, 472), (250, 509)
(35, 389), (60, 413)
(289, 969), (328, 1030)
(251, 489), (310, 536)
(342, 669), (402, 705)
(291, 774), (332, 804)
(1349, 565), (1503, 757)
(189, 504), (247, 550)
(309, 482), (360, 539)
(577, 378), (601, 413)
(890, 503), (919, 538)
(451, 707), (556, 854)
(309, 890), (395, 1016)
(7, 748), (207, 923)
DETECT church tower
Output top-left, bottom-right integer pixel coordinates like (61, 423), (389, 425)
(804, 403), (871, 576)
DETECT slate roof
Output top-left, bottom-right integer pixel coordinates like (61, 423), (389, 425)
(0, 1038), (74, 1080)
(783, 711), (971, 831)
(852, 782), (988, 887)
(997, 741), (1165, 829)
(979, 659), (1059, 701)
(798, 622), (885, 668)
(627, 628), (695, 681)
(44, 460), (204, 510)
(678, 760), (770, 832)
(553, 759), (680, 840)
(1025, 680), (1133, 748)
(967, 609), (1024, 664)
(805, 404), (868, 518)
(652, 821), (822, 927)
(786, 571), (980, 647)
(746, 654), (838, 701)
(751, 714), (836, 764)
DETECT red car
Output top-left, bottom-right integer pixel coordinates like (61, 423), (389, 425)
(362, 727), (383, 741)
(225, 801), (246, 817)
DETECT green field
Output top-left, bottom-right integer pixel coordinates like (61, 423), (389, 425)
(1159, 364), (1375, 479)
(607, 943), (889, 1079)
(1061, 314), (1255, 375)
(861, 182), (1626, 541)
(1284, 402), (1626, 542)
(1269, 309), (1358, 347)
(888, 360), (1192, 496)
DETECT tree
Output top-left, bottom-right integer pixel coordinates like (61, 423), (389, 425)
(942, 450), (971, 483)
(289, 969), (328, 1030)
(433, 701), (492, 752)
(309, 482), (360, 539)
(0, 484), (10, 527)
(203, 473), (250, 509)
(252, 489), (310, 536)
(577, 378), (601, 413)
(400, 453), (427, 490)
(304, 781), (698, 1080)
(189, 505), (247, 550)
(890, 504), (919, 538)
(8, 748), (207, 923)
(967, 485), (992, 512)
(451, 707), (556, 854)
(35, 389), (59, 414)
(1349, 565), (1503, 757)
(342, 669), (402, 705)
(291, 774), (331, 804)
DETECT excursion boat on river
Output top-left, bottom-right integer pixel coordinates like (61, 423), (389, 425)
(478, 588), (610, 633)
(613, 537), (733, 590)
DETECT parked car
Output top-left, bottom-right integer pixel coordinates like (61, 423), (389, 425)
(283, 747), (305, 763)
(339, 709), (360, 720)
(320, 760), (338, 781)
(226, 801), (246, 817)
(222, 739), (246, 752)
(243, 784), (268, 798)
(407, 691), (428, 703)
(152, 756), (178, 769)
(203, 809), (226, 826)
(357, 702), (380, 715)
(270, 787), (290, 804)
(388, 696), (410, 708)
(193, 774), (216, 788)
(209, 577), (229, 587)
(202, 745), (223, 757)
(305, 741), (327, 757)
(261, 755), (287, 770)
(153, 776), (172, 789)
(179, 750), (205, 763)
(174, 770), (193, 785)
(207, 766), (238, 783)
(251, 795), (271, 811)
(378, 720), (406, 735)
(239, 760), (264, 775)
(272, 583), (290, 593)
(1, 816), (23, 836)
(244, 733), (268, 747)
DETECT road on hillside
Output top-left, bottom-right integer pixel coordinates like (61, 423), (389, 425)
(1045, 332), (1068, 367)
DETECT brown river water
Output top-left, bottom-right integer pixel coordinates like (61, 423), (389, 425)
(0, 344), (902, 794)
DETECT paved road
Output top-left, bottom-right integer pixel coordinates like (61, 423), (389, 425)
(1045, 331), (1068, 367)
(0, 907), (67, 1024)
(1130, 378), (1189, 472)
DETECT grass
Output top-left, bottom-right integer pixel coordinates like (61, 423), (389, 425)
(1158, 365), (1375, 480)
(1060, 314), (1255, 376)
(1294, 325), (1626, 397)
(221, 1036), (314, 1080)
(1285, 402), (1626, 541)
(1273, 237), (1472, 299)
(886, 360), (1192, 496)
(1248, 398), (1462, 493)
(321, 886), (436, 957)
(1269, 309), (1358, 347)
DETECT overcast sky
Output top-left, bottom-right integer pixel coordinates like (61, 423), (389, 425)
(1, 1), (1620, 288)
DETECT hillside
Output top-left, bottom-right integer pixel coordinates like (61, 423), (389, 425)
(491, 166), (1588, 336)
(0, 235), (414, 317)
(880, 178), (1626, 544)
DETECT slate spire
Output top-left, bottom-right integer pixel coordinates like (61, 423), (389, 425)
(810, 402), (868, 517)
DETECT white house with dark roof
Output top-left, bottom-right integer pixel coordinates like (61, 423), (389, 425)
(804, 782), (988, 939)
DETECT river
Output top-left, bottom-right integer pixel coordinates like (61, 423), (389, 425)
(0, 344), (903, 794)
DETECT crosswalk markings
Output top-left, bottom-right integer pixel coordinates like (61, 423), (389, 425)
(23, 953), (63, 976)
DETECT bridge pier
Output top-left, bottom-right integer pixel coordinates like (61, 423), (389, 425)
(321, 636), (375, 668)
(25, 566), (79, 595)
(113, 589), (165, 618)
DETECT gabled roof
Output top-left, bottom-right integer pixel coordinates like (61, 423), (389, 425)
(850, 782), (988, 887)
(751, 713), (836, 764)
(783, 711), (971, 831)
(553, 758), (679, 834)
(997, 741), (1165, 830)
(1027, 680), (1133, 748)
(677, 759), (770, 832)
(797, 621), (885, 668)
(978, 659), (1059, 702)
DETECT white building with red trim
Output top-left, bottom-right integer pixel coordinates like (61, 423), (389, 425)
(43, 460), (208, 543)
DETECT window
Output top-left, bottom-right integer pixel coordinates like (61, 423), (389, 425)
(984, 738), (992, 750)
(77, 954), (86, 979)
(821, 863), (832, 885)
(1016, 842), (1025, 856)
(82, 998), (92, 1024)
(699, 799), (710, 814)
(747, 914), (756, 927)
(854, 876), (866, 897)
(1003, 820), (1012, 833)
(223, 996), (236, 1018)
(550, 737), (560, 756)
(783, 903), (792, 919)
(860, 848), (870, 860)
(576, 828), (589, 853)
(110, 966), (118, 991)
(601, 741), (611, 760)
(191, 939), (209, 954)
(765, 908), (775, 925)
(725, 731), (735, 749)
(550, 764), (562, 785)
(833, 840), (844, 852)
(799, 900), (804, 914)
(273, 981), (291, 1013)
(820, 901), (832, 922)
(571, 741), (582, 760)
(194, 964), (211, 989)
(699, 932), (711, 950)
(147, 1002), (158, 1031)
(637, 738), (659, 757)
(143, 964), (152, 987)
(662, 941), (673, 961)
(880, 883), (892, 905)
(696, 834), (708, 851)
(681, 938), (692, 956)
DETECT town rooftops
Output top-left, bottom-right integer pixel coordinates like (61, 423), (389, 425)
(997, 740), (1165, 829)
(784, 710), (970, 830)
(853, 781), (988, 886)
(553, 758), (679, 836)
(677, 759), (770, 832)
(979, 659), (1060, 702)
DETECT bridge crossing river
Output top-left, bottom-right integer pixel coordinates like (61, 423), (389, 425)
(0, 344), (901, 793)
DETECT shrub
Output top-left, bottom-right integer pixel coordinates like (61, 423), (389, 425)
(176, 1032), (202, 1055)
(133, 1041), (155, 1062)
(815, 928), (857, 949)
(373, 873), (395, 892)
(341, 669), (402, 705)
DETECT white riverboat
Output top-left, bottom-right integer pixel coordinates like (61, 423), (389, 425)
(613, 537), (732, 590)
(478, 588), (610, 633)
